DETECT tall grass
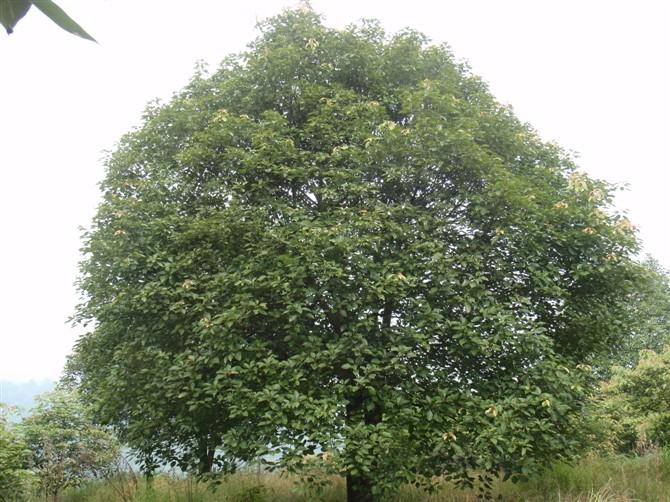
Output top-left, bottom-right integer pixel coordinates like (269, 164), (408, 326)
(43, 450), (670, 501)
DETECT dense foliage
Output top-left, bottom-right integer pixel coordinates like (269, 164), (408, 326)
(0, 406), (31, 502)
(19, 390), (119, 501)
(609, 257), (670, 369)
(69, 8), (642, 500)
(594, 347), (670, 453)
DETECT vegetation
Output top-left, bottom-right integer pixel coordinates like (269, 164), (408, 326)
(12, 349), (670, 501)
(0, 405), (32, 502)
(0, 4), (666, 502)
(593, 347), (670, 455)
(609, 257), (670, 369)
(19, 389), (120, 502)
(23, 450), (670, 502)
(65, 7), (646, 501)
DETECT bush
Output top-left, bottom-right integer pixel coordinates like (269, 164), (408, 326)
(594, 348), (670, 453)
(19, 389), (120, 501)
(0, 405), (32, 501)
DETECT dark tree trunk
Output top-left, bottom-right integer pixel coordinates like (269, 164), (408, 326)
(197, 435), (216, 474)
(345, 390), (381, 502)
(340, 302), (392, 502)
(347, 473), (375, 502)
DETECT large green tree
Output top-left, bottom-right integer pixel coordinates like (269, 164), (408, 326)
(69, 9), (642, 501)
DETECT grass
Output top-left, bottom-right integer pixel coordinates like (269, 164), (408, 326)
(497, 451), (670, 501)
(40, 451), (670, 501)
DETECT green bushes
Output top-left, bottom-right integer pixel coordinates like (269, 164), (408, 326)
(39, 451), (670, 501)
(19, 389), (120, 501)
(593, 348), (670, 454)
(0, 390), (120, 502)
(0, 406), (32, 501)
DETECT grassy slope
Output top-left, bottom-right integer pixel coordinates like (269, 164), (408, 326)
(49, 452), (670, 502)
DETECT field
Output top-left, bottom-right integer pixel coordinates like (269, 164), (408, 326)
(47, 451), (670, 502)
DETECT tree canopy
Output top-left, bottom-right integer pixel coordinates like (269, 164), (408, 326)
(68, 9), (642, 500)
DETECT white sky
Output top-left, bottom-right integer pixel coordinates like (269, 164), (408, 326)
(0, 0), (667, 381)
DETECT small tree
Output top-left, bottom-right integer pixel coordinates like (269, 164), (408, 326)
(20, 389), (119, 502)
(0, 405), (32, 502)
(610, 257), (670, 369)
(595, 348), (670, 453)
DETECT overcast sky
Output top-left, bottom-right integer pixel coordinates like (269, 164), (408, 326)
(1, 0), (667, 382)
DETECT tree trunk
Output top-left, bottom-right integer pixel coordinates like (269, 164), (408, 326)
(347, 472), (377, 502)
(197, 435), (216, 474)
(345, 390), (380, 502)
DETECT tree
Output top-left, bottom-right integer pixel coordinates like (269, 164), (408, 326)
(68, 9), (642, 501)
(594, 347), (670, 453)
(609, 256), (670, 368)
(0, 405), (32, 502)
(0, 0), (95, 41)
(19, 389), (119, 502)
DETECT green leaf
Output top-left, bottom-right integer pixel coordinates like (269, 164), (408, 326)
(0, 0), (30, 34)
(32, 0), (96, 41)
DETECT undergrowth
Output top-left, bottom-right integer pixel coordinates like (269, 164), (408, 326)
(39, 450), (670, 502)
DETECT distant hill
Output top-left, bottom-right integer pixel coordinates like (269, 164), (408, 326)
(0, 379), (55, 413)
